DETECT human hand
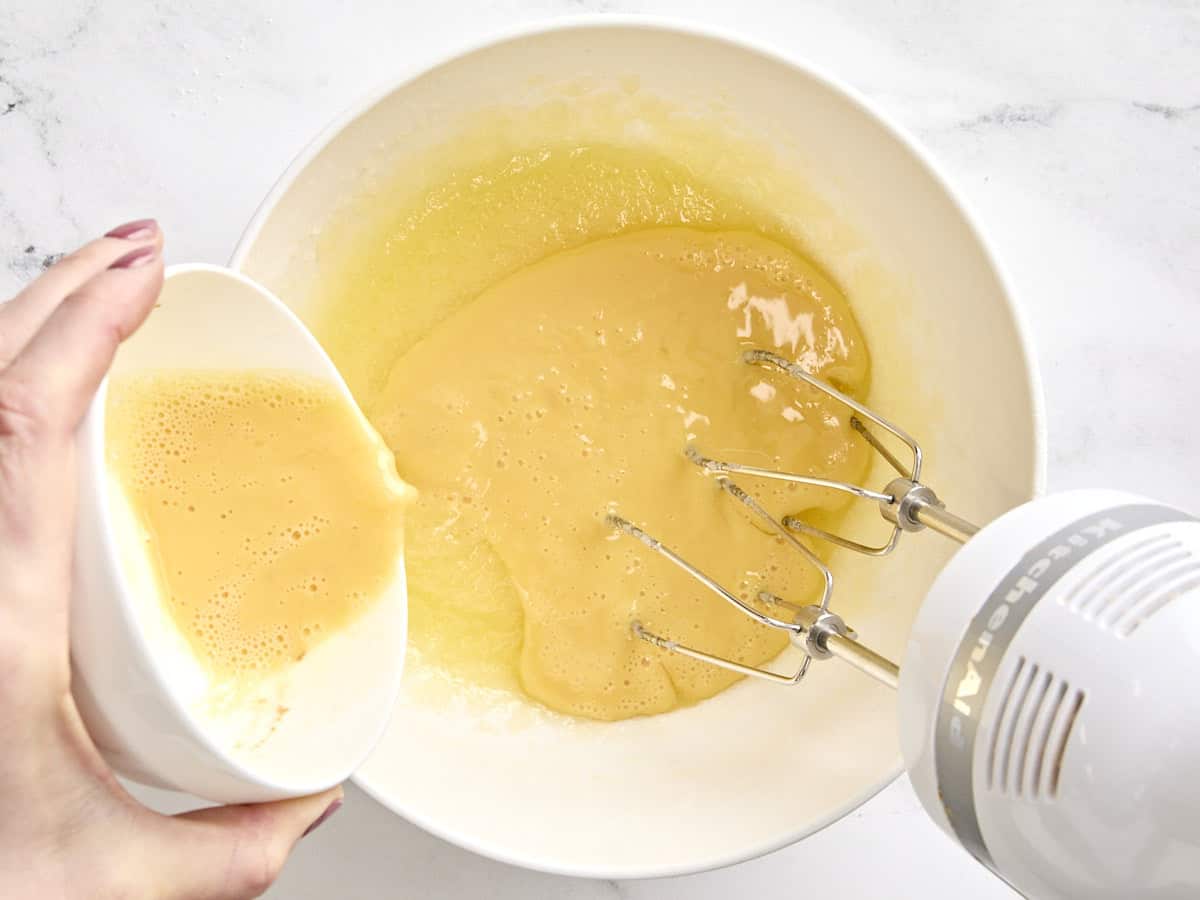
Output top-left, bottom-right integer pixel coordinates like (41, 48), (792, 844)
(0, 221), (342, 899)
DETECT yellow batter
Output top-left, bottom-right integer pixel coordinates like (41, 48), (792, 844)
(312, 144), (871, 720)
(106, 372), (409, 685)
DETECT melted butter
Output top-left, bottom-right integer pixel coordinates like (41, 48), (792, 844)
(106, 372), (409, 686)
(311, 142), (871, 721)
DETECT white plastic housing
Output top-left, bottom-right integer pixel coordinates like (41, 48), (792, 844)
(900, 490), (1200, 898)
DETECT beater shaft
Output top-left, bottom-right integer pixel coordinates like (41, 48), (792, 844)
(879, 477), (980, 544)
(823, 633), (900, 689)
(912, 502), (979, 544)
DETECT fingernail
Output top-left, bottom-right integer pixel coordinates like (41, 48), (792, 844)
(109, 245), (159, 269)
(105, 218), (159, 241)
(302, 798), (342, 838)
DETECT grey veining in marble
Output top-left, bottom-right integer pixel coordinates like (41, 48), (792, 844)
(3, 1), (1197, 897)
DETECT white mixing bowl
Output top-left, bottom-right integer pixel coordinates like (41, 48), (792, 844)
(232, 18), (1044, 878)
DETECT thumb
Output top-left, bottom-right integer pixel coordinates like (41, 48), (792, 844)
(144, 786), (343, 900)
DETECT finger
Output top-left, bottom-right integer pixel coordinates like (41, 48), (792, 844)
(148, 787), (344, 900)
(0, 220), (161, 368)
(0, 245), (163, 661)
(0, 241), (163, 439)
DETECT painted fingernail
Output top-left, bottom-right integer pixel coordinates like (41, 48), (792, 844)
(109, 245), (159, 269)
(105, 218), (158, 241)
(302, 798), (342, 838)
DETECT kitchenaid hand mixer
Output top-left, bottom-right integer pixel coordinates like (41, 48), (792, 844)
(610, 349), (1200, 899)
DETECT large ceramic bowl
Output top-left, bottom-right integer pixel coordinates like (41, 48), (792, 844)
(232, 18), (1044, 878)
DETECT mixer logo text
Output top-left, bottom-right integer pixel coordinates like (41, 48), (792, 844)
(949, 516), (1122, 725)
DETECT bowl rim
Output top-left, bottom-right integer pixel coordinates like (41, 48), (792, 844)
(229, 13), (1048, 879)
(85, 262), (407, 799)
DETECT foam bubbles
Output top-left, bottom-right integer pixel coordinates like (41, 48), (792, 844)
(106, 371), (407, 686)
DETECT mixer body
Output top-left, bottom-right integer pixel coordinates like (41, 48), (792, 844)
(900, 489), (1200, 898)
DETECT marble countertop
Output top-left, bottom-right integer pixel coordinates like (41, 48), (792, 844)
(3, 1), (1196, 897)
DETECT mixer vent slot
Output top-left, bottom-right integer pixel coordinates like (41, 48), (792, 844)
(1059, 531), (1200, 636)
(986, 658), (1084, 800)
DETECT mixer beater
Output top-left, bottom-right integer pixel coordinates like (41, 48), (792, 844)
(607, 348), (974, 690)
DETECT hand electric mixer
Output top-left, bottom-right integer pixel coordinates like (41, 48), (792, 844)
(609, 349), (1200, 899)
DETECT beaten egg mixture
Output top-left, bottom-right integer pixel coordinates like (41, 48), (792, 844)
(312, 144), (870, 720)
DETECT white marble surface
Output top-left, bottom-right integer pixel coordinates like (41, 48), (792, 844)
(3, 1), (1198, 897)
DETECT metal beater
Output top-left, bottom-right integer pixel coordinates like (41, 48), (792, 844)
(606, 348), (978, 690)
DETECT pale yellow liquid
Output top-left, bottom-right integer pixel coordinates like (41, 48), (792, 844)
(106, 372), (408, 685)
(312, 144), (870, 720)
